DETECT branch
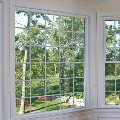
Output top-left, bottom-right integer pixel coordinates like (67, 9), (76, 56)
(15, 20), (27, 28)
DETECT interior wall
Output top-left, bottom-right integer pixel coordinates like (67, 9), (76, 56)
(16, 0), (120, 12)
(15, 0), (94, 12)
(94, 1), (120, 12)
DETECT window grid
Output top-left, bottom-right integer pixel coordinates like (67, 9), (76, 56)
(15, 11), (86, 115)
(105, 20), (120, 105)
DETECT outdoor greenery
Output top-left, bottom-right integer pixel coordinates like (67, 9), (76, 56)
(105, 21), (120, 104)
(15, 11), (85, 115)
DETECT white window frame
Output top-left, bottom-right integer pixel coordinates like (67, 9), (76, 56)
(1, 1), (95, 120)
(97, 12), (120, 108)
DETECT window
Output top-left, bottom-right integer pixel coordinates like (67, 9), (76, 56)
(15, 10), (87, 116)
(97, 12), (120, 107)
(105, 20), (120, 105)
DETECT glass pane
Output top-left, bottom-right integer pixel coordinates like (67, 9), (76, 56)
(59, 47), (73, 62)
(60, 79), (73, 94)
(46, 63), (59, 78)
(60, 16), (72, 31)
(106, 34), (115, 47)
(15, 46), (30, 63)
(31, 80), (45, 97)
(61, 94), (73, 109)
(46, 47), (59, 62)
(116, 63), (120, 76)
(15, 29), (32, 46)
(31, 97), (46, 113)
(105, 63), (115, 76)
(46, 79), (60, 95)
(31, 63), (45, 79)
(105, 21), (115, 47)
(59, 63), (73, 78)
(73, 32), (85, 47)
(105, 78), (115, 91)
(115, 34), (120, 47)
(16, 81), (30, 98)
(116, 92), (120, 105)
(31, 13), (46, 29)
(15, 64), (23, 80)
(74, 63), (84, 77)
(16, 98), (31, 115)
(73, 18), (85, 32)
(46, 14), (59, 30)
(46, 30), (59, 46)
(106, 48), (115, 61)
(105, 92), (115, 105)
(31, 30), (45, 46)
(74, 78), (84, 92)
(31, 46), (45, 62)
(15, 28), (24, 37)
(74, 93), (84, 107)
(46, 95), (60, 111)
(74, 48), (84, 62)
(15, 11), (28, 28)
(116, 79), (120, 91)
(116, 48), (120, 61)
(60, 32), (72, 46)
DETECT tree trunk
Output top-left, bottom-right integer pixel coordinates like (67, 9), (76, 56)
(19, 49), (27, 115)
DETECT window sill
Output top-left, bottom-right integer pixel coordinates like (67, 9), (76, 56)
(15, 107), (93, 120)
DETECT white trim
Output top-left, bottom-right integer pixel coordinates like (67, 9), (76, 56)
(0, 2), (2, 120)
(10, 0), (16, 119)
(97, 12), (120, 107)
(14, 1), (93, 18)
(0, 0), (11, 120)
(3, 0), (11, 119)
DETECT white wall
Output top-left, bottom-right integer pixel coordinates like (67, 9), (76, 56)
(93, 108), (120, 120)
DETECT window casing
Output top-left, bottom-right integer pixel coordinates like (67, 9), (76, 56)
(97, 12), (120, 107)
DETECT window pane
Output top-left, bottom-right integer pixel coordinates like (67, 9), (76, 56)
(73, 32), (85, 47)
(116, 49), (120, 61)
(60, 79), (73, 94)
(105, 63), (115, 76)
(74, 78), (84, 92)
(60, 32), (72, 46)
(46, 79), (60, 95)
(116, 92), (120, 105)
(105, 92), (115, 105)
(46, 47), (59, 62)
(60, 16), (72, 31)
(116, 79), (120, 91)
(73, 18), (85, 32)
(106, 48), (115, 61)
(105, 78), (115, 91)
(15, 11), (86, 115)
(31, 97), (46, 113)
(31, 63), (45, 79)
(105, 20), (120, 105)
(74, 63), (84, 77)
(31, 46), (45, 62)
(31, 80), (45, 97)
